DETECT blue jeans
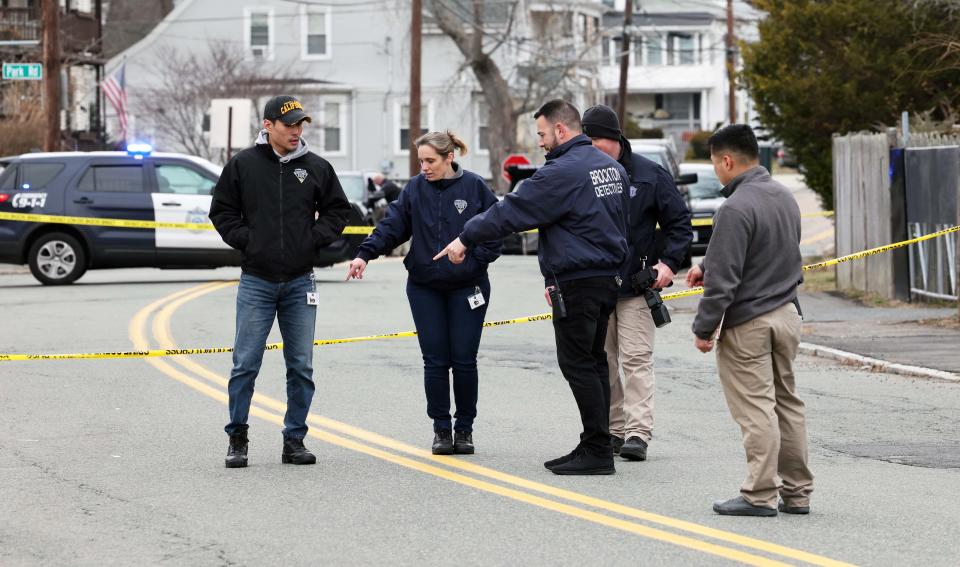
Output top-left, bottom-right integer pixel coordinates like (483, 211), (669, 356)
(225, 272), (317, 439)
(406, 277), (491, 432)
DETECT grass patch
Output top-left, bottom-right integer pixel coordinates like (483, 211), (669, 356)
(800, 264), (836, 292)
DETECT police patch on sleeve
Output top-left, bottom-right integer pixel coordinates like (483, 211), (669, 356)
(294, 168), (308, 183)
(454, 199), (468, 214)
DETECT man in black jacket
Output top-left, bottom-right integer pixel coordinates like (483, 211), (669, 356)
(209, 95), (351, 468)
(434, 100), (629, 475)
(581, 105), (692, 462)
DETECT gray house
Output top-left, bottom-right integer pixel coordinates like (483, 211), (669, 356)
(107, 0), (605, 181)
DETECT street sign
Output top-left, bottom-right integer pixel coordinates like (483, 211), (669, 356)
(2, 62), (42, 81)
(502, 153), (531, 182)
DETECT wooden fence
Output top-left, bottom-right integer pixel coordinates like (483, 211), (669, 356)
(832, 132), (896, 297)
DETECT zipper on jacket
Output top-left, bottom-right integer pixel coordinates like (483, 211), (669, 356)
(279, 162), (284, 272)
(436, 186), (443, 278)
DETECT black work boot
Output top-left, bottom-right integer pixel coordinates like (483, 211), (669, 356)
(550, 451), (616, 476)
(454, 430), (475, 454)
(713, 496), (777, 517)
(544, 446), (582, 470)
(778, 500), (810, 515)
(619, 437), (648, 461)
(225, 431), (248, 469)
(432, 430), (454, 455)
(611, 435), (625, 455)
(281, 436), (317, 465)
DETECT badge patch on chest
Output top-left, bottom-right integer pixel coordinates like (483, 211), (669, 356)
(454, 199), (468, 214)
(294, 168), (308, 183)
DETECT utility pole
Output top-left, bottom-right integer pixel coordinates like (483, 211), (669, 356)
(409, 0), (422, 177)
(95, 0), (103, 143)
(42, 0), (61, 151)
(616, 0), (633, 126)
(726, 0), (736, 124)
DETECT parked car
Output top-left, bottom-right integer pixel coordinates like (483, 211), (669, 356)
(628, 141), (698, 187)
(777, 145), (798, 168)
(0, 147), (370, 285)
(500, 165), (540, 255)
(679, 162), (725, 257)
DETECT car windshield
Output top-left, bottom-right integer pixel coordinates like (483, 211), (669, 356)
(339, 174), (366, 203)
(686, 169), (723, 199)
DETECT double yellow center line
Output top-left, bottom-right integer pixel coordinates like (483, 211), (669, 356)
(129, 281), (855, 567)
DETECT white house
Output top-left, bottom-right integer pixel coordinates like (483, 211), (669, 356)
(598, 0), (761, 142)
(106, 0), (605, 180)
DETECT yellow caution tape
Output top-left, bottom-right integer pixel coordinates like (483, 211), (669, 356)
(1, 223), (953, 363)
(802, 224), (959, 271)
(0, 211), (375, 235)
(0, 313), (556, 361)
(1, 210), (835, 234)
(0, 210), (215, 231)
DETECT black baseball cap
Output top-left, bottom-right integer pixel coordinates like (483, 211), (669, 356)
(263, 95), (312, 125)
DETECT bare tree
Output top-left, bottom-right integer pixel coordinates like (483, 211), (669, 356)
(139, 41), (302, 163)
(426, 0), (601, 191)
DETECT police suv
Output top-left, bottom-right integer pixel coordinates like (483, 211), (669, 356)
(0, 146), (368, 285)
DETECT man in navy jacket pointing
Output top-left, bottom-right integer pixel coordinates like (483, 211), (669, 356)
(434, 100), (629, 475)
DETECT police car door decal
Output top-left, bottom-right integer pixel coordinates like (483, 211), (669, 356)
(150, 163), (229, 250)
(151, 193), (228, 249)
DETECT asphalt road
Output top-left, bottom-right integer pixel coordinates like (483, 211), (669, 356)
(1, 255), (959, 567)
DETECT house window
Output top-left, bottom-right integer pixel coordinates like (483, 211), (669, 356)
(322, 101), (342, 153)
(476, 97), (490, 152)
(646, 34), (663, 65)
(398, 102), (430, 154)
(667, 32), (696, 65)
(245, 8), (273, 60)
(632, 37), (643, 66)
(302, 5), (331, 58)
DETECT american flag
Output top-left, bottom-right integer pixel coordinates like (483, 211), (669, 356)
(101, 63), (128, 143)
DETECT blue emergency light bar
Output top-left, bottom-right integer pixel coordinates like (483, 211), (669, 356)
(126, 143), (153, 160)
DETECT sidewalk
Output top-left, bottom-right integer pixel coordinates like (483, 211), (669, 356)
(799, 291), (960, 378)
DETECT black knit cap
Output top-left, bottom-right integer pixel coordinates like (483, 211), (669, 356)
(582, 104), (622, 141)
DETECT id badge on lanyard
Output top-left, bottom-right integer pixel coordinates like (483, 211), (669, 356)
(467, 286), (486, 310)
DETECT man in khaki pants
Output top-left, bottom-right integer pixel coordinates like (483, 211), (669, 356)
(582, 105), (692, 462)
(688, 124), (814, 517)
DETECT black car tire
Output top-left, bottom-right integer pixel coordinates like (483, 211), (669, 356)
(28, 232), (88, 285)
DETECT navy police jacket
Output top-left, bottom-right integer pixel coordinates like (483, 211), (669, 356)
(356, 164), (501, 290)
(460, 135), (629, 284)
(618, 137), (693, 297)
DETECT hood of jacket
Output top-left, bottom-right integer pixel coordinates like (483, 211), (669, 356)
(255, 129), (310, 163)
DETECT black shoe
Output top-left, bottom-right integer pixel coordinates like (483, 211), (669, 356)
(778, 500), (810, 515)
(225, 431), (248, 468)
(712, 496), (777, 517)
(281, 436), (317, 465)
(611, 435), (624, 455)
(432, 430), (454, 455)
(619, 437), (648, 461)
(454, 430), (474, 454)
(550, 452), (616, 476)
(544, 447), (582, 470)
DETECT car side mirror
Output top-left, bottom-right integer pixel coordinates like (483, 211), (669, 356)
(676, 173), (698, 185)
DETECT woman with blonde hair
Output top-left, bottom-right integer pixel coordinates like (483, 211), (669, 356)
(346, 131), (502, 455)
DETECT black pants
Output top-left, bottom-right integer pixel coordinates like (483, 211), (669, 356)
(552, 276), (620, 457)
(407, 277), (491, 432)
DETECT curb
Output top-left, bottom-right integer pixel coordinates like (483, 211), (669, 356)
(799, 342), (960, 382)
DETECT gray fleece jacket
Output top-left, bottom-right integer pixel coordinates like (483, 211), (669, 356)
(692, 166), (802, 339)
